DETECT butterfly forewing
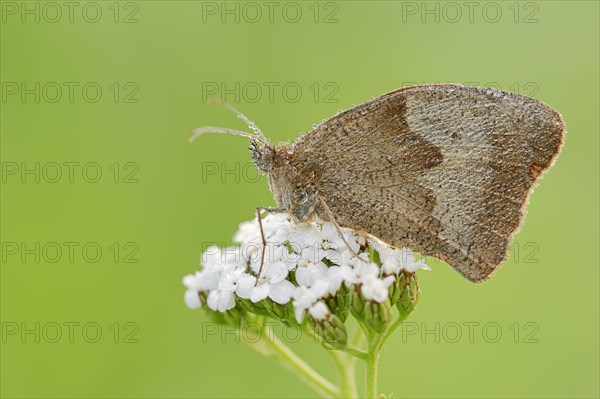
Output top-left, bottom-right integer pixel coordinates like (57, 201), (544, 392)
(289, 84), (565, 282)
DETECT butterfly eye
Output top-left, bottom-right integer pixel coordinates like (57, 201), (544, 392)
(249, 143), (261, 163)
(249, 142), (274, 174)
(260, 147), (275, 167)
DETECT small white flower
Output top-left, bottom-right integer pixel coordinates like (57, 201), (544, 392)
(271, 245), (296, 270)
(296, 261), (327, 287)
(182, 273), (202, 290)
(399, 248), (431, 272)
(234, 219), (261, 244)
(340, 264), (358, 285)
(249, 277), (295, 305)
(248, 262), (295, 304)
(361, 274), (395, 303)
(293, 283), (325, 323)
(206, 289), (236, 312)
(325, 266), (343, 295)
(328, 247), (362, 269)
(369, 238), (403, 275)
(248, 245), (291, 275)
(293, 287), (315, 323)
(311, 278), (331, 298)
(235, 274), (256, 299)
(293, 286), (316, 308)
(355, 262), (380, 280)
(319, 222), (340, 243)
(268, 261), (290, 282)
(308, 301), (330, 321)
(184, 290), (201, 309)
(250, 284), (270, 302)
(206, 290), (218, 310)
(182, 268), (221, 292)
(298, 245), (323, 264)
(219, 293), (236, 311)
(290, 223), (321, 248)
(218, 268), (243, 292)
(268, 279), (296, 304)
(319, 223), (360, 258)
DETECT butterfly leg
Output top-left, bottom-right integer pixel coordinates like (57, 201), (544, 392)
(317, 195), (367, 262)
(255, 206), (287, 284)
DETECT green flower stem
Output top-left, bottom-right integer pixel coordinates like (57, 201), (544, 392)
(243, 309), (412, 399)
(365, 332), (383, 398)
(381, 311), (411, 345)
(258, 323), (341, 398)
(331, 350), (359, 398)
(342, 345), (368, 360)
(364, 309), (414, 398)
(356, 316), (373, 341)
(303, 324), (361, 398)
(239, 281), (417, 399)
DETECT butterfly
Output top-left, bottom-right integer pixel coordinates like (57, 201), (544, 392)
(191, 84), (566, 282)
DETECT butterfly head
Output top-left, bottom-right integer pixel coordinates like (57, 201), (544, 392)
(250, 140), (275, 174)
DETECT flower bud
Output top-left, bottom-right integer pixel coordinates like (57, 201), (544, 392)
(307, 301), (347, 349)
(349, 285), (365, 316)
(363, 298), (392, 333)
(349, 285), (392, 333)
(264, 298), (285, 318)
(309, 314), (348, 349)
(264, 299), (298, 326)
(397, 270), (420, 316)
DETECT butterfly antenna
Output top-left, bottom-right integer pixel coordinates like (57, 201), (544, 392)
(207, 98), (267, 141)
(188, 126), (266, 144)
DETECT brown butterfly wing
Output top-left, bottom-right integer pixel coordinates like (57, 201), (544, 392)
(289, 84), (565, 282)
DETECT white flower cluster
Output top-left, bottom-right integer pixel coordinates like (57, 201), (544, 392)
(183, 213), (430, 323)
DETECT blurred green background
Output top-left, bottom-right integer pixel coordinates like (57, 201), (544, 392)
(1, 1), (598, 398)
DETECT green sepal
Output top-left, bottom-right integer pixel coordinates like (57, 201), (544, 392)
(368, 246), (382, 265)
(325, 285), (349, 322)
(349, 285), (365, 318)
(387, 276), (402, 306)
(238, 298), (271, 317)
